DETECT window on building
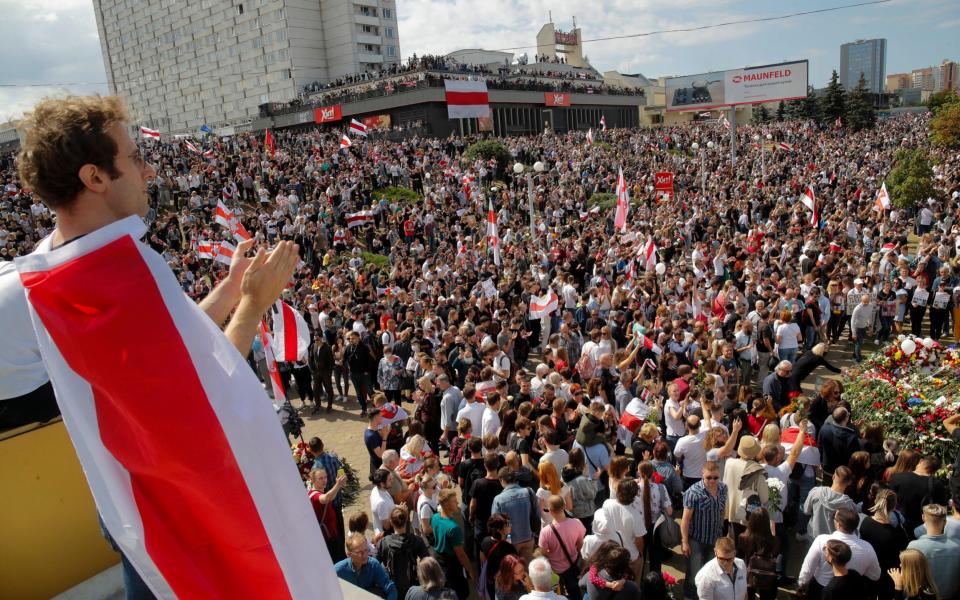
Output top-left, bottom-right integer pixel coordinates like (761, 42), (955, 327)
(386, 46), (395, 57)
(384, 27), (393, 38)
(383, 8), (392, 19)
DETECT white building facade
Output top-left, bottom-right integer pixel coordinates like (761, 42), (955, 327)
(92, 0), (401, 133)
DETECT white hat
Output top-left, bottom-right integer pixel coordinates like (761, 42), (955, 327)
(854, 278), (864, 285)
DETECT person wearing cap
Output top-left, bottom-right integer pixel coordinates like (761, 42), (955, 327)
(846, 279), (866, 340)
(850, 293), (874, 363)
(721, 435), (769, 536)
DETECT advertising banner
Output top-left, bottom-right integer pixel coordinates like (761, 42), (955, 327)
(314, 104), (343, 123)
(362, 114), (391, 129)
(665, 60), (808, 112)
(655, 172), (674, 200)
(544, 92), (571, 107)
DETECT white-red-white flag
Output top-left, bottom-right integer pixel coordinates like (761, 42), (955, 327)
(139, 125), (160, 139)
(13, 216), (337, 599)
(339, 134), (352, 148)
(720, 115), (731, 130)
(600, 115), (607, 131)
(203, 149), (215, 159)
(585, 128), (594, 145)
(215, 199), (233, 228)
(529, 289), (559, 319)
(349, 118), (368, 137)
(614, 167), (629, 232)
(231, 220), (252, 243)
(184, 140), (200, 154)
(270, 300), (310, 362)
(213, 241), (236, 265)
(259, 320), (287, 403)
(486, 199), (501, 266)
(800, 184), (819, 228)
(639, 237), (657, 271)
(346, 210), (374, 228)
(640, 334), (663, 355)
(874, 182), (891, 212)
(777, 142), (794, 151)
(444, 79), (491, 119)
(196, 239), (214, 259)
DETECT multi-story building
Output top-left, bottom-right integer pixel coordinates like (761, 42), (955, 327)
(92, 0), (401, 134)
(839, 38), (886, 93)
(934, 60), (959, 92)
(885, 73), (911, 92)
(912, 67), (935, 91)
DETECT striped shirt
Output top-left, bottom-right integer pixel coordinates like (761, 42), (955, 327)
(682, 480), (727, 546)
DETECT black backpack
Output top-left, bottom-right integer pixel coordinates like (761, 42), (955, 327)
(747, 550), (778, 591)
(379, 534), (425, 596)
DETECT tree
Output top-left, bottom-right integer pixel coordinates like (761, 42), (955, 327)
(776, 101), (786, 121)
(927, 90), (960, 114)
(820, 70), (846, 126)
(931, 102), (960, 148)
(886, 149), (938, 209)
(844, 73), (876, 132)
(463, 140), (510, 171)
(751, 104), (771, 124)
(799, 85), (821, 122)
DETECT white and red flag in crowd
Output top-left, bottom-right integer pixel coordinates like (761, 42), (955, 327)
(215, 199), (234, 228)
(339, 134), (352, 148)
(258, 321), (287, 404)
(349, 119), (368, 137)
(800, 184), (819, 228)
(346, 210), (374, 228)
(203, 149), (215, 159)
(264, 129), (275, 158)
(600, 115), (607, 131)
(486, 199), (501, 266)
(213, 240), (236, 265)
(720, 115), (731, 130)
(614, 167), (629, 232)
(13, 216), (336, 599)
(231, 220), (252, 243)
(270, 300), (310, 362)
(443, 79), (491, 119)
(529, 289), (559, 319)
(585, 128), (594, 145)
(618, 395), (653, 445)
(639, 237), (657, 271)
(196, 239), (214, 259)
(777, 142), (794, 151)
(183, 140), (200, 154)
(639, 334), (663, 355)
(874, 182), (891, 212)
(139, 125), (160, 140)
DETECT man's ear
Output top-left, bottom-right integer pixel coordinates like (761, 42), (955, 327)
(77, 164), (108, 194)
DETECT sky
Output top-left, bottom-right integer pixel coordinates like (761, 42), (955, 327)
(0, 0), (957, 122)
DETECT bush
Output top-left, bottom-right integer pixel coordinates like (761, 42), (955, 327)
(463, 140), (511, 170)
(360, 251), (390, 269)
(373, 186), (420, 203)
(931, 102), (960, 148)
(887, 149), (938, 209)
(588, 191), (642, 210)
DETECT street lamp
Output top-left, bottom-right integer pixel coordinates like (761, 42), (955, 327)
(691, 141), (715, 197)
(514, 161), (545, 239)
(754, 133), (773, 181)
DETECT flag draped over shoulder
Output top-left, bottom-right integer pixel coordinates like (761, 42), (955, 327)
(13, 216), (338, 600)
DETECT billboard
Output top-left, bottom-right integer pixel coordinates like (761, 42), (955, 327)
(544, 92), (571, 107)
(655, 172), (674, 201)
(665, 60), (808, 112)
(314, 104), (343, 123)
(362, 114), (391, 129)
(555, 31), (577, 45)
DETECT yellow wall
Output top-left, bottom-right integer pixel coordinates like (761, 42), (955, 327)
(0, 421), (119, 599)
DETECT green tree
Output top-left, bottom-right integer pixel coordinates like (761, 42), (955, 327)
(820, 70), (846, 126)
(886, 149), (938, 209)
(844, 73), (876, 132)
(927, 90), (960, 114)
(776, 101), (786, 121)
(463, 140), (510, 171)
(751, 104), (771, 124)
(797, 85), (820, 122)
(931, 102), (960, 148)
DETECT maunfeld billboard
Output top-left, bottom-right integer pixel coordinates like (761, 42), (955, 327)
(665, 60), (808, 112)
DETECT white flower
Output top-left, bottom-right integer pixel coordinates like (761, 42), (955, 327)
(935, 396), (947, 406)
(766, 477), (785, 492)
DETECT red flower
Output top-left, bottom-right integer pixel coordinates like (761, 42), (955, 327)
(788, 391), (801, 399)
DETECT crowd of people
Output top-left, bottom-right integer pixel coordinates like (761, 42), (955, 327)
(3, 107), (960, 600)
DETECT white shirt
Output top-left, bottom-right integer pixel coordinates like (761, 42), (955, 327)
(695, 557), (748, 600)
(456, 401), (485, 437)
(674, 431), (708, 478)
(519, 590), (567, 600)
(764, 463), (790, 524)
(601, 499), (647, 560)
(664, 398), (686, 437)
(798, 531), (882, 587)
(0, 237), (54, 399)
(370, 486), (396, 535)
(481, 406), (501, 438)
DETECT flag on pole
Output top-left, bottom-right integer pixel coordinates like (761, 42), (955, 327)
(213, 241), (236, 265)
(874, 182), (891, 212)
(203, 149), (215, 159)
(183, 140), (200, 154)
(231, 220), (252, 243)
(339, 134), (352, 148)
(264, 129), (275, 158)
(585, 128), (594, 145)
(259, 321), (287, 403)
(139, 126), (160, 140)
(486, 199), (501, 266)
(349, 119), (368, 137)
(639, 334), (663, 355)
(720, 115), (731, 130)
(614, 167), (629, 232)
(271, 300), (310, 362)
(800, 184), (819, 228)
(346, 210), (374, 228)
(639, 237), (657, 271)
(215, 199), (233, 228)
(529, 289), (559, 319)
(14, 216), (337, 599)
(196, 240), (215, 259)
(600, 115), (607, 131)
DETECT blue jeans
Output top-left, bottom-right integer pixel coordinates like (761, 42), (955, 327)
(792, 474), (816, 534)
(683, 538), (715, 599)
(778, 347), (798, 364)
(804, 326), (819, 351)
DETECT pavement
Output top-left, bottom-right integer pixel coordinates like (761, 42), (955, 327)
(291, 335), (890, 599)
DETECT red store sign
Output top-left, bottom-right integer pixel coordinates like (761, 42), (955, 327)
(314, 104), (343, 124)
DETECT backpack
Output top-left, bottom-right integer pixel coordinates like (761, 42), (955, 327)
(379, 534), (423, 596)
(747, 550), (779, 591)
(575, 352), (595, 381)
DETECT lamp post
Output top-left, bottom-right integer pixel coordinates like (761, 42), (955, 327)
(514, 161), (545, 239)
(690, 141), (715, 197)
(754, 133), (773, 181)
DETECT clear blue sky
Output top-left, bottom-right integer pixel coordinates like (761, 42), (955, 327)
(0, 0), (957, 120)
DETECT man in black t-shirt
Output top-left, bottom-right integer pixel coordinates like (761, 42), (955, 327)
(469, 454), (504, 556)
(890, 455), (950, 538)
